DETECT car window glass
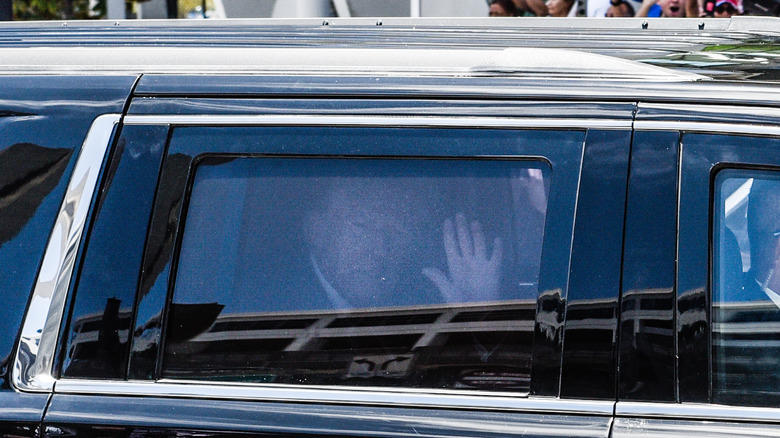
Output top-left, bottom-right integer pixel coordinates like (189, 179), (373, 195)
(162, 156), (550, 392)
(713, 169), (780, 407)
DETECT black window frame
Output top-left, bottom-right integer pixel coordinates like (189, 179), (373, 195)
(126, 123), (587, 398)
(678, 130), (780, 406)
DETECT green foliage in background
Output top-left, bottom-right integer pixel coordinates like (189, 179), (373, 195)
(178, 0), (212, 18)
(13, 0), (108, 20)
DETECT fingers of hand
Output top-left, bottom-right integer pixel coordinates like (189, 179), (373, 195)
(490, 237), (504, 267)
(471, 220), (487, 258)
(442, 218), (461, 272)
(423, 267), (458, 301)
(455, 213), (473, 258)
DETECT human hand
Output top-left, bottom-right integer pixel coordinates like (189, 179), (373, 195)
(423, 213), (503, 303)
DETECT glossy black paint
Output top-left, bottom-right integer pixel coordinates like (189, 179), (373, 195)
(0, 392), (49, 438)
(1, 19), (779, 438)
(636, 104), (780, 127)
(560, 129), (632, 400)
(137, 74), (774, 105)
(131, 151), (190, 381)
(60, 125), (169, 380)
(44, 394), (613, 438)
(618, 130), (679, 403)
(0, 75), (136, 386)
(129, 75), (780, 107)
(678, 132), (780, 405)
(127, 98), (638, 120)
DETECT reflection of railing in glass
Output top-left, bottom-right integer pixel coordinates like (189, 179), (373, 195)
(162, 301), (536, 392)
(713, 301), (780, 405)
(65, 298), (132, 377)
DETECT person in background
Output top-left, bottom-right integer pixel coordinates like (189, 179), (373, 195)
(488, 0), (518, 15)
(306, 177), (506, 309)
(741, 179), (780, 308)
(637, 0), (698, 17)
(588, 0), (611, 16)
(488, 0), (549, 17)
(547, 0), (578, 15)
(606, 0), (636, 15)
(713, 0), (740, 17)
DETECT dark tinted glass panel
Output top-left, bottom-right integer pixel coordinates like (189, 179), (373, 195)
(61, 126), (168, 379)
(618, 130), (678, 402)
(713, 169), (780, 406)
(163, 156), (550, 392)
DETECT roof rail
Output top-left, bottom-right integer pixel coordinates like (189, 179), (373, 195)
(0, 17), (774, 31)
(0, 46), (704, 81)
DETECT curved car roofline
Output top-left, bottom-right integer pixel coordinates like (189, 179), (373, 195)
(0, 17), (778, 48)
(0, 17), (778, 83)
(0, 46), (706, 82)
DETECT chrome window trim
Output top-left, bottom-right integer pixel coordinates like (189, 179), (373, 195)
(21, 113), (780, 415)
(634, 121), (780, 137)
(639, 103), (780, 121)
(54, 379), (615, 415)
(12, 114), (121, 393)
(616, 401), (780, 423)
(123, 115), (633, 130)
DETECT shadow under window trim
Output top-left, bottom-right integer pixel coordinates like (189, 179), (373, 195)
(162, 156), (550, 392)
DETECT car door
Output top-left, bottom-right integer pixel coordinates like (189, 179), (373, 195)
(25, 76), (633, 437)
(613, 103), (780, 437)
(0, 75), (136, 438)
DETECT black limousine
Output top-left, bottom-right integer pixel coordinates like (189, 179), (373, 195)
(2, 17), (780, 438)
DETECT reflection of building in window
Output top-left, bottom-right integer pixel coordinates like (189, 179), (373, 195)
(65, 298), (132, 377)
(0, 143), (71, 245)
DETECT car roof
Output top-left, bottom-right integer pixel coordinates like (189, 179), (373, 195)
(0, 17), (779, 76)
(1, 17), (779, 105)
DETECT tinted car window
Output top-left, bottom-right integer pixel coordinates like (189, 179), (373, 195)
(124, 124), (586, 393)
(163, 156), (549, 391)
(713, 169), (780, 407)
(677, 132), (780, 404)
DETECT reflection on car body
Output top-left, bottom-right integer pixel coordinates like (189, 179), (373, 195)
(2, 16), (780, 438)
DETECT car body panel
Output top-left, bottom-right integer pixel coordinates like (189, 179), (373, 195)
(1, 17), (780, 438)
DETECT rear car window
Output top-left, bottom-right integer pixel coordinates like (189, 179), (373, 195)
(713, 169), (780, 407)
(163, 156), (550, 391)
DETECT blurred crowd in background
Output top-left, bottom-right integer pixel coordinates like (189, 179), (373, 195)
(1, 0), (778, 22)
(489, 0), (778, 18)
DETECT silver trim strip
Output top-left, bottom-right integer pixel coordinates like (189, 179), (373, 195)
(639, 103), (780, 120)
(54, 379), (615, 415)
(12, 114), (121, 393)
(616, 401), (780, 423)
(123, 115), (632, 130)
(635, 121), (780, 136)
(0, 47), (705, 82)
